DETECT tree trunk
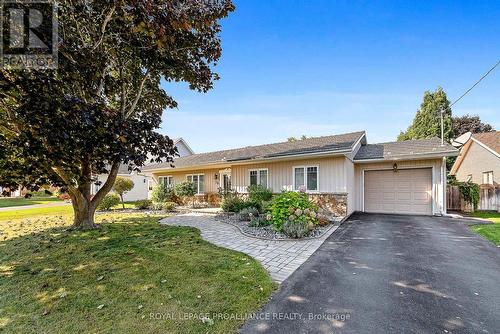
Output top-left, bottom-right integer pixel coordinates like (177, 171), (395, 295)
(120, 194), (125, 209)
(71, 196), (98, 229)
(54, 161), (120, 229)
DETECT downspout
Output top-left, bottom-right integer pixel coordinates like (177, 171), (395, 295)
(442, 157), (447, 215)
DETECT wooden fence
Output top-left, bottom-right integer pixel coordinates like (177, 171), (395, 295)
(480, 186), (500, 211)
(447, 185), (500, 212)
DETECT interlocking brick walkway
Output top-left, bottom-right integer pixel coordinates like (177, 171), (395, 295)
(160, 213), (339, 283)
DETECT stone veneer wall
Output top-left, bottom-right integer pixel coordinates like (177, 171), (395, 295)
(308, 193), (347, 217)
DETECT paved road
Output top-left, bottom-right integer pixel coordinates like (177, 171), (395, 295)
(240, 213), (500, 334)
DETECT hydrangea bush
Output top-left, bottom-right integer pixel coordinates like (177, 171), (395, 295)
(268, 191), (318, 231)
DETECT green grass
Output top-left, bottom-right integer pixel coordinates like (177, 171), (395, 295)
(470, 211), (500, 245)
(0, 212), (276, 333)
(470, 211), (500, 223)
(0, 197), (62, 208)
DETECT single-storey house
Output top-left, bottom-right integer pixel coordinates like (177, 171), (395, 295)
(91, 138), (194, 201)
(143, 131), (458, 216)
(450, 131), (499, 185)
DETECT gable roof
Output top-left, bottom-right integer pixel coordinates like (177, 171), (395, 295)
(472, 131), (500, 155)
(450, 131), (500, 175)
(143, 131), (365, 170)
(354, 138), (458, 161)
(173, 137), (195, 156)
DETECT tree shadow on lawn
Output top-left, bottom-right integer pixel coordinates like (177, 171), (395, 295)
(0, 215), (276, 333)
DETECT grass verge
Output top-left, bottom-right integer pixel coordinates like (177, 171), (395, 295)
(470, 211), (500, 245)
(0, 213), (276, 333)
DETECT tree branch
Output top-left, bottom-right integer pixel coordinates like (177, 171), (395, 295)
(91, 161), (120, 205)
(125, 71), (149, 119)
(52, 166), (79, 196)
(92, 5), (116, 51)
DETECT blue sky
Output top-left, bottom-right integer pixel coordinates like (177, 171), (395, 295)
(160, 0), (500, 153)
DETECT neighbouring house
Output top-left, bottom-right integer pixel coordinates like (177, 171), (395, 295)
(91, 137), (194, 201)
(450, 131), (500, 211)
(143, 131), (458, 216)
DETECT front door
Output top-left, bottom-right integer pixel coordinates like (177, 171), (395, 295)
(219, 170), (231, 192)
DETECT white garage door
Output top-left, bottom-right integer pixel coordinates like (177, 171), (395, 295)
(364, 168), (432, 215)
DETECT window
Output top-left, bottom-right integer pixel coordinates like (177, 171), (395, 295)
(158, 176), (173, 187)
(293, 166), (318, 191)
(483, 171), (494, 185)
(249, 169), (268, 187)
(466, 174), (473, 182)
(187, 174), (205, 194)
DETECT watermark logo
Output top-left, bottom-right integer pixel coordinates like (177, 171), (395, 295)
(1, 0), (58, 69)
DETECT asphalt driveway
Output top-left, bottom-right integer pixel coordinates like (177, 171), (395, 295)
(240, 213), (500, 334)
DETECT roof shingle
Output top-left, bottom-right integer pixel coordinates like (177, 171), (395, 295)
(144, 131), (365, 170)
(472, 131), (500, 155)
(354, 137), (458, 161)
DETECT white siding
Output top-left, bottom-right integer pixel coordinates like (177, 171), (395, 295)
(231, 157), (347, 193)
(175, 140), (194, 157)
(91, 173), (151, 201)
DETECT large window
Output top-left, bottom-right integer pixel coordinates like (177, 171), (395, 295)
(483, 171), (494, 185)
(249, 169), (268, 188)
(187, 174), (205, 194)
(293, 166), (318, 191)
(158, 176), (173, 187)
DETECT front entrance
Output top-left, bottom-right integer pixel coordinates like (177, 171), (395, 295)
(219, 169), (231, 192)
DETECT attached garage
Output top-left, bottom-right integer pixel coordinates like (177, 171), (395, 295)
(363, 168), (433, 215)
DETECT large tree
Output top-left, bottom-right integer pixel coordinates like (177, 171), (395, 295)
(452, 114), (495, 137)
(0, 0), (234, 228)
(398, 87), (454, 142)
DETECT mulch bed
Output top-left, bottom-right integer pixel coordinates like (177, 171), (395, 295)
(215, 213), (342, 240)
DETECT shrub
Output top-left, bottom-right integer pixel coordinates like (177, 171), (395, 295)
(151, 183), (176, 203)
(150, 202), (164, 211)
(162, 201), (177, 212)
(30, 189), (52, 197)
(268, 191), (318, 231)
(175, 181), (197, 207)
(221, 192), (262, 213)
(247, 184), (273, 203)
(97, 193), (120, 211)
(457, 181), (480, 210)
(239, 207), (260, 221)
(283, 218), (309, 238)
(175, 181), (196, 197)
(249, 216), (271, 227)
(134, 199), (152, 210)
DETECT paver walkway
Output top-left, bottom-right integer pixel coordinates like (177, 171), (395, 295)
(160, 213), (339, 282)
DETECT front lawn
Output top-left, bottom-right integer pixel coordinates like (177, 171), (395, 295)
(0, 196), (62, 208)
(0, 213), (276, 333)
(470, 211), (500, 245)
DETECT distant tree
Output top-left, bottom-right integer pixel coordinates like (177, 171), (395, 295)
(452, 115), (495, 137)
(113, 177), (134, 209)
(0, 1), (234, 228)
(287, 135), (307, 142)
(398, 88), (453, 142)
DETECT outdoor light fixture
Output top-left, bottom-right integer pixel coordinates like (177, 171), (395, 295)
(214, 173), (218, 180)
(393, 163), (398, 172)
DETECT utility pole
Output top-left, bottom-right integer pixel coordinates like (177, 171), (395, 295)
(440, 108), (444, 146)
